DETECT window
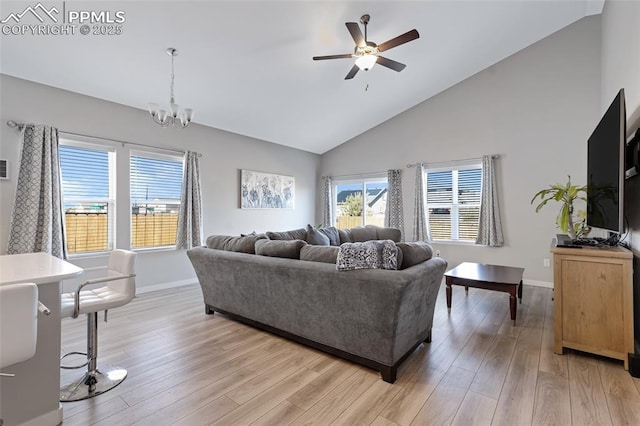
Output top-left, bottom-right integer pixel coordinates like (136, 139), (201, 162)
(59, 141), (115, 255)
(425, 164), (482, 241)
(130, 152), (183, 249)
(333, 177), (388, 229)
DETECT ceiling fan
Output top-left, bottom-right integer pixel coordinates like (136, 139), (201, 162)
(313, 14), (419, 80)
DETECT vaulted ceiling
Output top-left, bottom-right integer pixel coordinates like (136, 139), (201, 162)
(0, 1), (603, 153)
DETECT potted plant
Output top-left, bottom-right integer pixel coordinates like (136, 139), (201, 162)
(531, 175), (589, 239)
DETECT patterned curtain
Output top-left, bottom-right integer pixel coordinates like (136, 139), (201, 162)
(321, 176), (333, 228)
(8, 124), (67, 258)
(476, 155), (504, 246)
(176, 151), (203, 249)
(412, 163), (431, 241)
(384, 169), (404, 241)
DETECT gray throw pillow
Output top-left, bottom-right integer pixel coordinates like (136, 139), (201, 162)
(336, 240), (398, 271)
(318, 226), (340, 246)
(396, 241), (433, 269)
(305, 224), (330, 246)
(300, 245), (339, 264)
(266, 228), (307, 241)
(337, 228), (353, 244)
(255, 239), (307, 259)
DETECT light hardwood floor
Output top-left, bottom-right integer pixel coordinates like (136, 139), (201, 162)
(60, 282), (640, 425)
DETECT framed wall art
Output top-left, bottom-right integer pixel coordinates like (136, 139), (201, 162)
(241, 169), (295, 209)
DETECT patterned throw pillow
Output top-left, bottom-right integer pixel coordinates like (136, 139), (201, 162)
(336, 240), (398, 271)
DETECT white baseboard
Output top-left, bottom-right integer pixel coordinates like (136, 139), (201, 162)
(524, 279), (553, 289)
(136, 278), (197, 295)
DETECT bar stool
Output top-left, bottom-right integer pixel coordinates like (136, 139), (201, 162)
(59, 249), (136, 402)
(0, 283), (49, 375)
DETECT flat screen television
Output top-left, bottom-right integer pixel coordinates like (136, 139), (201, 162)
(586, 88), (626, 235)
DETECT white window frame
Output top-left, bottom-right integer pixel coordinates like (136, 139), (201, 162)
(424, 162), (482, 242)
(129, 149), (184, 251)
(332, 175), (388, 228)
(59, 137), (116, 256)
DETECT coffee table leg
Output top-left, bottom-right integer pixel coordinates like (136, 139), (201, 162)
(510, 290), (517, 325)
(518, 280), (523, 304)
(465, 286), (468, 295)
(446, 280), (452, 314)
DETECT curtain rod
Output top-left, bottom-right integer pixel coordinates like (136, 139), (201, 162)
(6, 120), (201, 157)
(322, 170), (390, 180)
(406, 154), (500, 168)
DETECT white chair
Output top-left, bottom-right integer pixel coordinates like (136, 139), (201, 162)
(0, 283), (50, 376)
(59, 249), (136, 402)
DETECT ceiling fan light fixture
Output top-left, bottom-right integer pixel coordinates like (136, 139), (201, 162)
(356, 54), (377, 71)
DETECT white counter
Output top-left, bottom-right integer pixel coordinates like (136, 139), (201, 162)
(0, 253), (82, 426)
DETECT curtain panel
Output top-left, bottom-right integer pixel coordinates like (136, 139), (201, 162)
(321, 176), (333, 228)
(8, 124), (67, 258)
(412, 163), (431, 241)
(176, 151), (203, 249)
(384, 169), (404, 241)
(476, 155), (504, 246)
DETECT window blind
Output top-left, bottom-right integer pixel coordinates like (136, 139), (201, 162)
(130, 154), (183, 248)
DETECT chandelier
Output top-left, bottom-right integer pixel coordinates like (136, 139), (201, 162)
(148, 48), (193, 128)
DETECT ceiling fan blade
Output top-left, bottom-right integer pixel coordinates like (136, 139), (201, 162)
(376, 56), (406, 72)
(345, 64), (359, 80)
(312, 54), (353, 61)
(377, 29), (420, 52)
(346, 22), (366, 48)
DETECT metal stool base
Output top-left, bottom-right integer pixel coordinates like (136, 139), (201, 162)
(60, 365), (127, 402)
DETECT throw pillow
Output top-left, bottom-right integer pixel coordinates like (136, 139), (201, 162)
(318, 226), (340, 246)
(300, 245), (339, 264)
(305, 224), (330, 246)
(205, 234), (266, 254)
(337, 228), (353, 244)
(336, 240), (398, 271)
(255, 239), (307, 259)
(396, 241), (433, 269)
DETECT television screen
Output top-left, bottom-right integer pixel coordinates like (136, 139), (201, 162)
(586, 89), (626, 234)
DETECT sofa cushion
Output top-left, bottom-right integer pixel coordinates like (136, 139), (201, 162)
(350, 226), (379, 242)
(300, 245), (339, 264)
(336, 240), (398, 271)
(318, 226), (340, 246)
(396, 242), (433, 269)
(206, 234), (266, 254)
(255, 239), (307, 259)
(337, 228), (353, 244)
(266, 228), (307, 241)
(375, 226), (402, 243)
(305, 224), (330, 246)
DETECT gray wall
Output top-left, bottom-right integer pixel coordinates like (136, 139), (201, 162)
(0, 74), (319, 291)
(600, 0), (640, 348)
(319, 16), (603, 286)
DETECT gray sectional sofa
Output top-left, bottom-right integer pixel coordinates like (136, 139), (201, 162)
(187, 225), (447, 383)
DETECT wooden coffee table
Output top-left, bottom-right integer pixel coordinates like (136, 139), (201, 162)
(444, 262), (524, 325)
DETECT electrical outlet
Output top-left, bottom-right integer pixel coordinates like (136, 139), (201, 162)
(435, 250), (441, 257)
(543, 258), (550, 268)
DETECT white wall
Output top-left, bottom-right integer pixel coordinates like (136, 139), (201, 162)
(319, 16), (602, 285)
(600, 0), (640, 347)
(0, 75), (319, 291)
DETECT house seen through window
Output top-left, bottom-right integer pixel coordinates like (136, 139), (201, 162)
(425, 164), (482, 241)
(334, 178), (388, 229)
